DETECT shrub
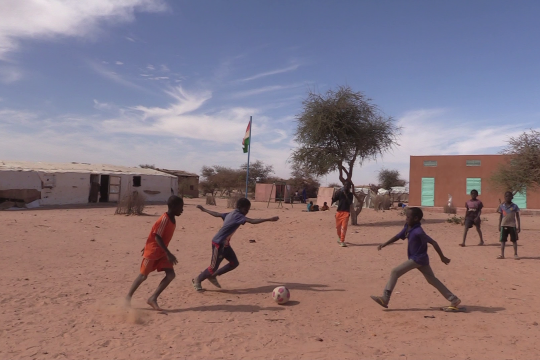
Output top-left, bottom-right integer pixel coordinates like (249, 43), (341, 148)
(116, 191), (146, 215)
(373, 194), (391, 211)
(446, 215), (464, 225)
(206, 194), (216, 206)
(443, 204), (457, 214)
(227, 193), (242, 209)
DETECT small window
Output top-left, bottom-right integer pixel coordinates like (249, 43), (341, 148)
(423, 160), (437, 167)
(190, 185), (194, 190)
(466, 160), (481, 166)
(133, 176), (141, 187)
(466, 178), (481, 195)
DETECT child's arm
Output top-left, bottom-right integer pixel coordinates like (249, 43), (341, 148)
(196, 205), (223, 218)
(377, 236), (400, 251)
(426, 237), (450, 265)
(155, 234), (178, 264)
(245, 216), (279, 224)
(516, 212), (521, 233)
(498, 213), (503, 230)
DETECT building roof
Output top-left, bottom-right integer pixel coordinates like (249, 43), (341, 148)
(156, 168), (199, 178)
(0, 161), (176, 177)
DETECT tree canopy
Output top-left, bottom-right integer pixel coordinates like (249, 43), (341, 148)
(240, 160), (274, 192)
(491, 129), (540, 195)
(377, 168), (407, 190)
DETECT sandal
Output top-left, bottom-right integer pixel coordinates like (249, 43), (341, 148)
(497, 255), (504, 259)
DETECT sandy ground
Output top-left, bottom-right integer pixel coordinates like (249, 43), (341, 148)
(1, 198), (540, 360)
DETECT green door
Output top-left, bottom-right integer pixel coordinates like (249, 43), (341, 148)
(421, 178), (435, 207)
(514, 189), (527, 209)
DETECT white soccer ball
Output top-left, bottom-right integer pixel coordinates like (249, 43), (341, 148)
(272, 286), (290, 304)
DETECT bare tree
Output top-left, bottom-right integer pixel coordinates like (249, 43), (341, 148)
(291, 86), (399, 224)
(491, 130), (540, 195)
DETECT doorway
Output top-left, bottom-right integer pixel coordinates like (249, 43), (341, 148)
(99, 175), (110, 202)
(89, 174), (100, 203)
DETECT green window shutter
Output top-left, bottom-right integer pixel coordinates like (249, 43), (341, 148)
(421, 178), (435, 207)
(514, 189), (527, 209)
(466, 178), (481, 195)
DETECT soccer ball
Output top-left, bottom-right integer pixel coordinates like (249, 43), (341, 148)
(272, 286), (290, 304)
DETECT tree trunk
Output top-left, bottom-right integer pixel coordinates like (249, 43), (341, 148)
(350, 194), (365, 225)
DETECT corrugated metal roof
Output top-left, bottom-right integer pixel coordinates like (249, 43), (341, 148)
(156, 168), (199, 178)
(0, 161), (176, 177)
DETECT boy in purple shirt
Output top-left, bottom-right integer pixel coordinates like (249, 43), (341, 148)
(370, 207), (461, 309)
(192, 198), (279, 291)
(459, 189), (484, 247)
(497, 191), (521, 260)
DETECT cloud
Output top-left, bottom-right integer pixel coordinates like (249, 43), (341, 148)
(0, 66), (22, 83)
(0, 0), (167, 60)
(147, 64), (155, 70)
(126, 37), (136, 42)
(115, 61), (124, 65)
(238, 64), (299, 82)
(231, 84), (303, 98)
(87, 59), (147, 91)
(160, 64), (170, 72)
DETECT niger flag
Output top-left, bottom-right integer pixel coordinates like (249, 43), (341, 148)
(242, 120), (251, 153)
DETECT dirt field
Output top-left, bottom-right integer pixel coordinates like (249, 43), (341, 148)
(1, 198), (540, 360)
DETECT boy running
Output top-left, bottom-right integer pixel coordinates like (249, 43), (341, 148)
(370, 207), (461, 309)
(192, 198), (279, 291)
(497, 191), (521, 260)
(332, 181), (354, 247)
(459, 189), (484, 247)
(126, 195), (184, 311)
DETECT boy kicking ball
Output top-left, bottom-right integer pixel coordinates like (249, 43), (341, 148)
(370, 207), (461, 310)
(126, 195), (184, 311)
(192, 198), (278, 291)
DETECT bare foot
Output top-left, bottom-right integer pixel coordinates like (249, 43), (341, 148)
(124, 296), (132, 308)
(459, 244), (466, 247)
(477, 242), (484, 246)
(497, 255), (504, 259)
(147, 297), (163, 311)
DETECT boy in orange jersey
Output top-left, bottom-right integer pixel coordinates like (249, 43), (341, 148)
(126, 195), (184, 310)
(331, 181), (354, 247)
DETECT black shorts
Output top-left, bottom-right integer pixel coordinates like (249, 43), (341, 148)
(464, 217), (481, 229)
(500, 226), (518, 243)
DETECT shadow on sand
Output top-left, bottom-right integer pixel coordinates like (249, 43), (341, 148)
(161, 302), (301, 314)
(205, 282), (345, 295)
(346, 242), (401, 247)
(359, 219), (447, 227)
(384, 305), (505, 314)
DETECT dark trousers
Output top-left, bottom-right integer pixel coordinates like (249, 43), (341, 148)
(197, 243), (239, 282)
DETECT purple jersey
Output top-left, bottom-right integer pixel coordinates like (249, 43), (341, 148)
(396, 223), (430, 266)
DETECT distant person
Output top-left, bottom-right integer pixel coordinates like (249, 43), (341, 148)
(331, 181), (354, 247)
(321, 202), (329, 211)
(126, 195), (184, 311)
(370, 207), (461, 310)
(307, 201), (313, 212)
(192, 198), (279, 291)
(497, 191), (521, 260)
(460, 189), (484, 247)
(302, 188), (307, 204)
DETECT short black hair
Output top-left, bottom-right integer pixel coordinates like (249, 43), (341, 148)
(505, 191), (514, 198)
(167, 195), (184, 209)
(236, 197), (251, 209)
(324, 202), (327, 205)
(408, 207), (424, 221)
(471, 189), (479, 195)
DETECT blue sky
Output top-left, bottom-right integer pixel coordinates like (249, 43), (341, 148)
(1, 0), (539, 185)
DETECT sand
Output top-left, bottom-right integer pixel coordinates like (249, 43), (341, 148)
(1, 198), (540, 360)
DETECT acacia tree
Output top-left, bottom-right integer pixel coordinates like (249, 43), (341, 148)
(292, 86), (399, 224)
(288, 166), (321, 198)
(378, 168), (406, 190)
(200, 165), (243, 196)
(240, 160), (274, 192)
(491, 130), (540, 195)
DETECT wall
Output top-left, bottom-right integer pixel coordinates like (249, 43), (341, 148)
(317, 187), (334, 207)
(122, 174), (177, 203)
(177, 176), (199, 198)
(409, 155), (540, 209)
(255, 183), (275, 202)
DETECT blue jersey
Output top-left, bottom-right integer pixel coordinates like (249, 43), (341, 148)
(396, 223), (431, 266)
(212, 209), (247, 246)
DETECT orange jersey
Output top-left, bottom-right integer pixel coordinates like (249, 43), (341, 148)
(143, 213), (176, 260)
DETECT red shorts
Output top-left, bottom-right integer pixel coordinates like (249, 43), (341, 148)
(140, 257), (173, 276)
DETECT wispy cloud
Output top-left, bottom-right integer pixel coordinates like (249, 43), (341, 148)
(86, 60), (146, 91)
(0, 66), (22, 83)
(147, 64), (155, 71)
(238, 64), (299, 82)
(126, 37), (136, 42)
(115, 61), (124, 65)
(0, 0), (168, 60)
(231, 84), (303, 98)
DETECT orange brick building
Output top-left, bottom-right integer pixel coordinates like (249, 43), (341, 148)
(409, 155), (540, 210)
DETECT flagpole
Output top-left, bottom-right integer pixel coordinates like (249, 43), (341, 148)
(245, 116), (252, 197)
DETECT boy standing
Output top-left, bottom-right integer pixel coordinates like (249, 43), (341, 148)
(370, 207), (461, 309)
(126, 195), (184, 311)
(460, 189), (484, 247)
(192, 198), (279, 291)
(332, 181), (354, 247)
(498, 191), (521, 260)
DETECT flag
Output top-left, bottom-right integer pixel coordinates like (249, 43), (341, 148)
(242, 120), (251, 153)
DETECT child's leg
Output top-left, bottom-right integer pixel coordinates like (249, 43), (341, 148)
(461, 226), (469, 246)
(476, 223), (484, 244)
(417, 265), (457, 302)
(147, 268), (175, 310)
(340, 213), (350, 243)
(371, 259), (419, 308)
(196, 244), (224, 284)
(511, 228), (519, 258)
(499, 227), (508, 259)
(335, 213), (342, 239)
(213, 247), (239, 276)
(126, 273), (148, 305)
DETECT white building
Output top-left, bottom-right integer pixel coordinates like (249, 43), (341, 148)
(0, 161), (178, 207)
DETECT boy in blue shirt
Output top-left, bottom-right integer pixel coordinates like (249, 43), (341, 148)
(192, 198), (279, 291)
(370, 207), (461, 309)
(497, 191), (521, 260)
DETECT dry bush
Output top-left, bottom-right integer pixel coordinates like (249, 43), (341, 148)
(446, 215), (464, 225)
(227, 193), (242, 208)
(372, 194), (391, 211)
(206, 194), (216, 205)
(116, 191), (146, 215)
(443, 204), (457, 214)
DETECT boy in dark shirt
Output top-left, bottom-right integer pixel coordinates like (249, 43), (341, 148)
(370, 207), (461, 309)
(331, 182), (354, 247)
(460, 189), (484, 247)
(497, 191), (521, 260)
(192, 198), (279, 291)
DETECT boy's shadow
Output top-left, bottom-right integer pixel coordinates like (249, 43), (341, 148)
(163, 301), (300, 314)
(346, 242), (401, 247)
(519, 256), (540, 260)
(384, 305), (505, 314)
(206, 282), (344, 295)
